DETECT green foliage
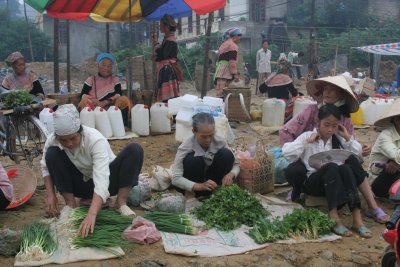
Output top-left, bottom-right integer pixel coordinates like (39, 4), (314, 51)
(0, 8), (52, 62)
(192, 185), (270, 231)
(4, 90), (33, 109)
(244, 44), (280, 78)
(112, 45), (152, 74)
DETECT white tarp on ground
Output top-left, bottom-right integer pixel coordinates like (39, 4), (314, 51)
(161, 195), (341, 257)
(14, 207), (124, 266)
(352, 42), (400, 56)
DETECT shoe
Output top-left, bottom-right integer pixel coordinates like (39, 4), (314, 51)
(351, 226), (372, 238)
(333, 225), (353, 237)
(365, 207), (389, 224)
(118, 204), (136, 216)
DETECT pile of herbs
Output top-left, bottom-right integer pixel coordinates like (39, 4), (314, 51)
(192, 185), (270, 231)
(249, 208), (335, 244)
(65, 207), (133, 256)
(16, 221), (57, 262)
(143, 211), (198, 235)
(3, 90), (33, 109)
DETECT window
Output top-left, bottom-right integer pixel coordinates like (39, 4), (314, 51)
(250, 0), (266, 22)
(196, 15), (200, 35)
(188, 15), (193, 33)
(178, 18), (182, 35)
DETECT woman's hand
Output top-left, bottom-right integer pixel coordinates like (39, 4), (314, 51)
(222, 172), (235, 186)
(99, 99), (111, 108)
(193, 180), (217, 192)
(45, 192), (59, 217)
(361, 144), (371, 157)
(90, 98), (100, 106)
(306, 133), (319, 144)
(337, 125), (351, 141)
(78, 213), (96, 238)
(385, 161), (400, 174)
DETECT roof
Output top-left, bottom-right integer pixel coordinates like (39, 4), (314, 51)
(352, 42), (400, 56)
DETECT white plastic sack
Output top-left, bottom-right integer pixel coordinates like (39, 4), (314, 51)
(149, 165), (172, 191)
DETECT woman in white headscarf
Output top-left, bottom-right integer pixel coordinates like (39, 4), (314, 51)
(40, 104), (144, 238)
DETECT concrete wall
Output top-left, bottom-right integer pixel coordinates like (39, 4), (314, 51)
(368, 0), (400, 22)
(42, 15), (121, 64)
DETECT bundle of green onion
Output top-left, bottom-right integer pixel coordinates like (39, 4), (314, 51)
(16, 221), (57, 262)
(67, 207), (133, 255)
(143, 211), (198, 235)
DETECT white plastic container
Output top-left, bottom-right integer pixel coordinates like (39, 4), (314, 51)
(150, 103), (171, 133)
(107, 106), (125, 137)
(167, 97), (182, 116)
(39, 107), (54, 134)
(293, 97), (317, 117)
(361, 97), (395, 125)
(215, 114), (228, 141)
(131, 104), (150, 136)
(94, 106), (113, 138)
(80, 107), (95, 129)
(181, 94), (199, 108)
(203, 96), (225, 114)
(262, 98), (286, 126)
(175, 107), (193, 142)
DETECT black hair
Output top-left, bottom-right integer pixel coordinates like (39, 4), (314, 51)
(318, 104), (343, 149)
(298, 51), (305, 57)
(262, 39), (269, 45)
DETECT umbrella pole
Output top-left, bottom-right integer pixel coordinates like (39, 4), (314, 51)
(67, 20), (71, 92)
(106, 23), (110, 53)
(201, 12), (214, 98)
(127, 0), (133, 101)
(53, 18), (60, 93)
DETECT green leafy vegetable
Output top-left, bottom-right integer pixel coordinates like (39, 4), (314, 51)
(248, 208), (335, 244)
(3, 90), (33, 109)
(192, 185), (270, 231)
(143, 211), (198, 235)
(16, 221), (57, 262)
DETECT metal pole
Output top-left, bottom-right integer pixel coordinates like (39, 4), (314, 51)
(201, 12), (214, 98)
(66, 20), (71, 92)
(106, 23), (110, 53)
(24, 1), (34, 62)
(127, 0), (133, 99)
(54, 18), (60, 93)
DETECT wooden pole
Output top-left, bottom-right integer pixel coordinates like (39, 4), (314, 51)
(106, 23), (110, 53)
(127, 0), (133, 99)
(308, 0), (318, 77)
(53, 18), (60, 93)
(66, 20), (71, 92)
(201, 12), (214, 98)
(24, 1), (34, 62)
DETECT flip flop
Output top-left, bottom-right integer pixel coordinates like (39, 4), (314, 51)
(351, 226), (372, 238)
(333, 225), (353, 237)
(365, 207), (390, 224)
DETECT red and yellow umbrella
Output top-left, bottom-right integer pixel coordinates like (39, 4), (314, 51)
(24, 0), (227, 22)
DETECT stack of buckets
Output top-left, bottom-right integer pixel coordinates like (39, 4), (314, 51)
(80, 106), (125, 138)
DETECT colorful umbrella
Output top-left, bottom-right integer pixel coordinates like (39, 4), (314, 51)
(24, 0), (227, 22)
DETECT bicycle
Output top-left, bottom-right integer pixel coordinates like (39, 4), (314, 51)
(0, 102), (52, 167)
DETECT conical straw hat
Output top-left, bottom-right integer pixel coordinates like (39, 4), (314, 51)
(374, 98), (400, 127)
(306, 76), (359, 113)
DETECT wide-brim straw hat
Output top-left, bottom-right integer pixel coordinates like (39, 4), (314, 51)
(374, 98), (400, 127)
(306, 76), (359, 113)
(5, 165), (36, 209)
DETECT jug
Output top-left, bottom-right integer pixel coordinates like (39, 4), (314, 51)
(107, 106), (125, 137)
(361, 97), (395, 125)
(39, 108), (54, 133)
(262, 98), (285, 126)
(181, 94), (199, 108)
(80, 107), (95, 129)
(167, 97), (182, 116)
(94, 106), (113, 138)
(202, 96), (224, 114)
(350, 106), (364, 125)
(175, 107), (193, 142)
(150, 103), (171, 133)
(293, 97), (316, 117)
(215, 114), (228, 141)
(131, 104), (150, 136)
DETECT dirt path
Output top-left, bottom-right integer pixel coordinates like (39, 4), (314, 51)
(0, 80), (392, 267)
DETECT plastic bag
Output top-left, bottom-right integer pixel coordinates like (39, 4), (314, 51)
(127, 173), (152, 206)
(149, 165), (172, 191)
(268, 147), (289, 184)
(122, 217), (161, 244)
(154, 193), (185, 213)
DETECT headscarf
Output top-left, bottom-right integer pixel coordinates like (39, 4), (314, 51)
(96, 53), (116, 64)
(224, 27), (242, 40)
(6, 51), (24, 66)
(53, 104), (81, 136)
(161, 14), (177, 30)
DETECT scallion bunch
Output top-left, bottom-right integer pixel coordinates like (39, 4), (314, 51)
(16, 221), (57, 262)
(143, 211), (198, 235)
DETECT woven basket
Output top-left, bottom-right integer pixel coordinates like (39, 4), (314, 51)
(235, 139), (274, 194)
(47, 92), (81, 108)
(5, 165), (36, 209)
(132, 90), (154, 107)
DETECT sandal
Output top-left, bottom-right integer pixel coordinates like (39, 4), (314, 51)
(118, 205), (136, 216)
(351, 226), (372, 238)
(333, 225), (353, 237)
(365, 207), (390, 224)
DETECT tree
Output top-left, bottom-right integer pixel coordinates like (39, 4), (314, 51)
(0, 8), (52, 62)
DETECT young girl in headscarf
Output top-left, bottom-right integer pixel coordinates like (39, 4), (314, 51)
(152, 14), (181, 102)
(2, 51), (45, 99)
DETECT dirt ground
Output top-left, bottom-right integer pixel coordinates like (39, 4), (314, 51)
(0, 76), (394, 267)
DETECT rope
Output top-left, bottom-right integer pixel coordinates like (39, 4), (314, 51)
(177, 45), (196, 88)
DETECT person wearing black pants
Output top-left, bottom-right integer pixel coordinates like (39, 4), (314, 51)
(172, 113), (240, 197)
(371, 167), (400, 198)
(182, 148), (234, 197)
(285, 160), (307, 201)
